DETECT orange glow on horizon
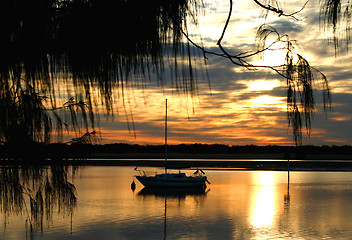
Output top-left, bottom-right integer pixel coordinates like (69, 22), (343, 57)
(87, 85), (294, 145)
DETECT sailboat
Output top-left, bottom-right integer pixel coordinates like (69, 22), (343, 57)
(135, 99), (209, 188)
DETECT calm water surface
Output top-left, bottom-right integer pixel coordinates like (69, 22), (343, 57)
(2, 166), (352, 239)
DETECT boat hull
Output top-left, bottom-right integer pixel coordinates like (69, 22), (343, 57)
(136, 175), (206, 188)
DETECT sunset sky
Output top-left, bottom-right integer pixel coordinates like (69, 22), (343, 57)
(94, 0), (352, 146)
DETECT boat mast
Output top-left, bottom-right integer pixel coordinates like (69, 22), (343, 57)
(165, 99), (168, 174)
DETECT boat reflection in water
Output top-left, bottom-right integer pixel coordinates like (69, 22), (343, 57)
(138, 186), (209, 197)
(137, 186), (208, 240)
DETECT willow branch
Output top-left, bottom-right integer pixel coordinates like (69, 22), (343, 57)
(253, 0), (309, 20)
(217, 0), (233, 45)
(181, 0), (330, 146)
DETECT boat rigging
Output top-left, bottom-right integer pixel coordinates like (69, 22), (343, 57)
(133, 99), (209, 189)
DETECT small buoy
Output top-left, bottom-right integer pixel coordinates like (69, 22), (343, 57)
(131, 180), (136, 191)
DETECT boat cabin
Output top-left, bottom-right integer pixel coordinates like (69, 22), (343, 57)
(155, 173), (187, 179)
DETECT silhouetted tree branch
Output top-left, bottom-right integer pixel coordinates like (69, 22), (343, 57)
(183, 0), (331, 145)
(253, 0), (309, 20)
(319, 0), (352, 52)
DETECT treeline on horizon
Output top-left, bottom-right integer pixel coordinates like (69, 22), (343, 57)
(1, 142), (352, 160)
(92, 143), (352, 160)
(87, 143), (352, 155)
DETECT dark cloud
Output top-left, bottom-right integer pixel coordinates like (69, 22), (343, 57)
(270, 20), (304, 35)
(329, 93), (352, 113)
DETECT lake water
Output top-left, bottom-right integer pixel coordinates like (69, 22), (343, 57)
(2, 166), (352, 240)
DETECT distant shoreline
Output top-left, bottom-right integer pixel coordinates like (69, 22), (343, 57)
(89, 152), (352, 160)
(2, 157), (352, 171)
(2, 143), (352, 162)
(2, 143), (352, 171)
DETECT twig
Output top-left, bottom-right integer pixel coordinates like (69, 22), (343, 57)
(253, 0), (309, 20)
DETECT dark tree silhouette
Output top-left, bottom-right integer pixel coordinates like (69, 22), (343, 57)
(0, 0), (201, 145)
(0, 0), (347, 147)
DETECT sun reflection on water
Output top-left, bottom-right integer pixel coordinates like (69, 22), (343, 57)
(250, 171), (276, 229)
